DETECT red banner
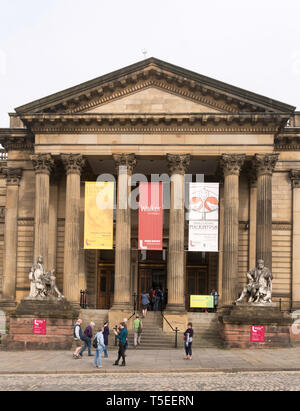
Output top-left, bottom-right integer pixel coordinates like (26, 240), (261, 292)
(33, 319), (47, 335)
(139, 182), (163, 251)
(251, 326), (265, 342)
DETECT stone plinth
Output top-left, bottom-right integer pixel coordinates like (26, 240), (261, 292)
(108, 309), (135, 332)
(162, 311), (188, 333)
(6, 299), (79, 351)
(218, 304), (293, 349)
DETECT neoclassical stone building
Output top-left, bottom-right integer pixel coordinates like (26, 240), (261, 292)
(0, 58), (299, 329)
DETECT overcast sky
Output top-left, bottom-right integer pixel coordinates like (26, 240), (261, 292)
(0, 0), (299, 127)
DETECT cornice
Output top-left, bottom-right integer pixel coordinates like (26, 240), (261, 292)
(20, 112), (288, 134)
(275, 135), (300, 151)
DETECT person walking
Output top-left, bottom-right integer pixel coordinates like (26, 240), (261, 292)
(73, 319), (84, 359)
(141, 292), (150, 317)
(94, 327), (106, 369)
(184, 322), (194, 361)
(133, 314), (143, 348)
(113, 322), (128, 366)
(79, 321), (95, 357)
(103, 321), (110, 358)
(210, 289), (219, 312)
(154, 287), (161, 311)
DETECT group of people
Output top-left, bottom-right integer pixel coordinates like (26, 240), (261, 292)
(141, 287), (167, 315)
(73, 316), (195, 367)
(73, 314), (144, 368)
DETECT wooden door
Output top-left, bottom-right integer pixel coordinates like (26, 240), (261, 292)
(186, 267), (208, 309)
(97, 265), (114, 309)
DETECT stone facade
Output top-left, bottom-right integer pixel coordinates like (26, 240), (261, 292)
(0, 58), (299, 341)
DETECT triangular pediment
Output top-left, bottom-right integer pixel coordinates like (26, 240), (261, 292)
(84, 86), (223, 114)
(14, 58), (296, 115)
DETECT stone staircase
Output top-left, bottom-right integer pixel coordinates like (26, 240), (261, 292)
(79, 309), (222, 350)
(187, 312), (222, 348)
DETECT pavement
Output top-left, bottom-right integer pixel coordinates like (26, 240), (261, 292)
(0, 346), (300, 374)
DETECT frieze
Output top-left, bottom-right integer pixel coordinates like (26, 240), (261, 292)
(272, 222), (292, 231)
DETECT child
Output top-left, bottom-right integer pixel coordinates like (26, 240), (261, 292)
(184, 322), (194, 360)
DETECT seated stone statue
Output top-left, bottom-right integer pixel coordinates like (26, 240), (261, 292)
(236, 259), (273, 304)
(28, 256), (65, 301)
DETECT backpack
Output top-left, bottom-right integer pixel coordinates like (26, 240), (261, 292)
(93, 336), (98, 349)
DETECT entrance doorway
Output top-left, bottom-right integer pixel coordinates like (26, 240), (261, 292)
(186, 266), (209, 310)
(138, 265), (167, 310)
(97, 265), (114, 309)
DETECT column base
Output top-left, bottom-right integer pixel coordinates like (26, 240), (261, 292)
(0, 300), (17, 312)
(162, 310), (188, 333)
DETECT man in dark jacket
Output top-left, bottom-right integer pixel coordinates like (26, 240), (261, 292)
(79, 321), (95, 357)
(113, 322), (128, 366)
(103, 321), (110, 358)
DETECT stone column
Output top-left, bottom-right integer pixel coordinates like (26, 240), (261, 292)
(166, 154), (190, 312)
(61, 154), (85, 305)
(253, 154), (279, 271)
(31, 154), (54, 270)
(112, 154), (136, 311)
(248, 169), (257, 270)
(1, 168), (22, 304)
(220, 154), (245, 306)
(290, 170), (300, 309)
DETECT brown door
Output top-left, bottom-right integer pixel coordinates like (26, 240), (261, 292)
(97, 265), (114, 309)
(186, 267), (208, 310)
(138, 266), (167, 310)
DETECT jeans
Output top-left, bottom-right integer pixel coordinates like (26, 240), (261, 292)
(94, 346), (104, 367)
(185, 343), (192, 357)
(134, 332), (141, 347)
(80, 336), (92, 356)
(116, 342), (126, 364)
(103, 345), (108, 358)
(154, 297), (160, 311)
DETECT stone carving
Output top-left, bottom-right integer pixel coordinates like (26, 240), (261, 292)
(167, 154), (191, 175)
(27, 256), (65, 301)
(236, 259), (273, 304)
(220, 154), (246, 176)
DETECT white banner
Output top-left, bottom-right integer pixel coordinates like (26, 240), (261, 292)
(188, 183), (219, 252)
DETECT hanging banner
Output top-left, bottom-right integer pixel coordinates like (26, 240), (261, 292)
(189, 183), (219, 252)
(190, 295), (214, 309)
(84, 182), (114, 250)
(139, 182), (163, 251)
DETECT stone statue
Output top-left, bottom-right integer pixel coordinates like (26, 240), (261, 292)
(236, 259), (273, 304)
(27, 256), (65, 301)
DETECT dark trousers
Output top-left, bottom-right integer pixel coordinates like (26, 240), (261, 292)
(80, 336), (92, 356)
(116, 342), (126, 364)
(185, 343), (192, 357)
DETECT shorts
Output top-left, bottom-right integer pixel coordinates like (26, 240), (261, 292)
(74, 338), (83, 348)
(142, 304), (148, 309)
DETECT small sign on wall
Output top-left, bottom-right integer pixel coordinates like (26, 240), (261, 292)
(33, 319), (47, 335)
(251, 326), (265, 342)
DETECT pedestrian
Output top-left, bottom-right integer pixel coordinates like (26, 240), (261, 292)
(113, 322), (128, 366)
(123, 318), (129, 353)
(94, 326), (106, 369)
(210, 289), (219, 312)
(184, 322), (194, 361)
(154, 287), (161, 311)
(73, 319), (84, 359)
(79, 321), (95, 357)
(141, 292), (150, 317)
(133, 314), (143, 348)
(103, 321), (110, 358)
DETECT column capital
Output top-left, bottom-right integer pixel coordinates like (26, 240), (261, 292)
(31, 154), (55, 175)
(3, 168), (22, 186)
(220, 154), (246, 177)
(167, 154), (191, 175)
(61, 154), (86, 175)
(113, 153), (137, 174)
(253, 153), (279, 177)
(289, 170), (300, 189)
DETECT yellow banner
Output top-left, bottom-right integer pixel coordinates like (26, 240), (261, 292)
(84, 182), (114, 250)
(190, 295), (214, 308)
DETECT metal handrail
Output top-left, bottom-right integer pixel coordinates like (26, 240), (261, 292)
(160, 310), (179, 348)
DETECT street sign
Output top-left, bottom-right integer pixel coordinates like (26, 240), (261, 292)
(251, 326), (265, 342)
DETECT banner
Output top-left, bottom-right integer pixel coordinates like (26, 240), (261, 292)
(84, 182), (114, 250)
(139, 182), (163, 251)
(33, 319), (46, 335)
(189, 183), (219, 252)
(190, 295), (214, 309)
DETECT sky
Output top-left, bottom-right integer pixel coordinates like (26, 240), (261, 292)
(0, 0), (300, 127)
